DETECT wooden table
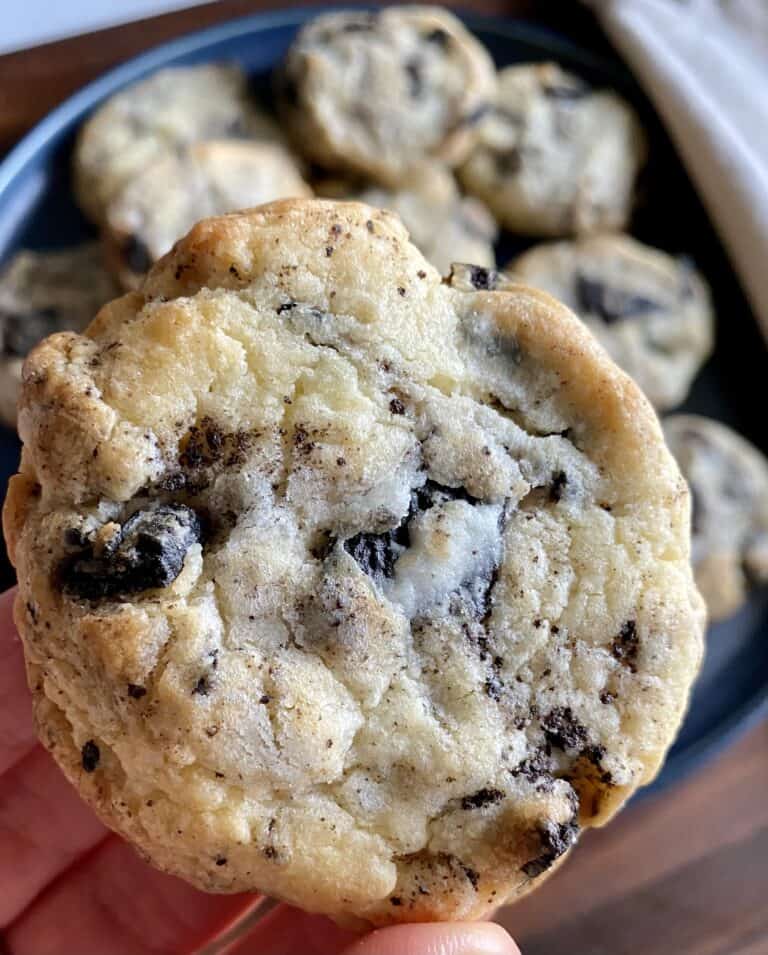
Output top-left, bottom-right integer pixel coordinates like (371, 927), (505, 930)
(1, 3), (766, 953)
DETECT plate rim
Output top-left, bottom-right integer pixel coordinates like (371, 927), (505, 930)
(0, 3), (765, 794)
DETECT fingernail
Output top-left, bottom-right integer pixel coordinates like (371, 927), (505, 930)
(343, 921), (521, 955)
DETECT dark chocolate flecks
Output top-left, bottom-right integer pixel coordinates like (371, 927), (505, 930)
(179, 417), (252, 470)
(549, 470), (568, 503)
(484, 673), (503, 702)
(511, 748), (552, 782)
(542, 707), (589, 753)
(405, 58), (423, 98)
(495, 148), (522, 176)
(424, 26), (450, 47)
(61, 504), (201, 600)
(521, 818), (579, 877)
(389, 397), (406, 415)
(462, 864), (480, 890)
(611, 620), (639, 672)
(81, 740), (100, 773)
(461, 787), (504, 811)
(192, 674), (211, 696)
(127, 683), (147, 700)
(576, 274), (661, 324)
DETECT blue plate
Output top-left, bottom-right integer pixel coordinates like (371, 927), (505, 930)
(1, 7), (766, 794)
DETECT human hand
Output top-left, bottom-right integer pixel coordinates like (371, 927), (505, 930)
(0, 587), (519, 955)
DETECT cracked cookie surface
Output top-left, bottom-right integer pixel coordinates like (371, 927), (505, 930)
(510, 235), (714, 410)
(4, 199), (703, 927)
(278, 7), (496, 184)
(664, 415), (768, 622)
(459, 62), (646, 236)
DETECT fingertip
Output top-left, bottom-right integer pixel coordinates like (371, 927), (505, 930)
(342, 921), (521, 955)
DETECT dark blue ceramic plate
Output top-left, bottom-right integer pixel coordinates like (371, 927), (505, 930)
(0, 7), (766, 795)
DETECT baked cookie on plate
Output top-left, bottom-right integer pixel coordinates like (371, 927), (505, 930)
(510, 234), (714, 410)
(104, 140), (312, 289)
(74, 64), (279, 224)
(277, 7), (496, 185)
(460, 62), (646, 236)
(4, 199), (703, 927)
(664, 415), (768, 622)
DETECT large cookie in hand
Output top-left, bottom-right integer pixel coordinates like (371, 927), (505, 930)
(4, 199), (703, 927)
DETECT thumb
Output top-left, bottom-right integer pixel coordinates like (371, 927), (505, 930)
(341, 922), (521, 955)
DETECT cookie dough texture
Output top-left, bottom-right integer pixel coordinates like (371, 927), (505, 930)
(460, 62), (646, 236)
(0, 244), (118, 427)
(74, 64), (279, 224)
(664, 415), (768, 622)
(5, 200), (703, 927)
(104, 141), (313, 289)
(318, 166), (497, 274)
(510, 235), (714, 410)
(278, 7), (497, 184)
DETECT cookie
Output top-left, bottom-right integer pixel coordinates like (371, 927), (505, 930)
(664, 415), (768, 621)
(104, 141), (313, 289)
(510, 235), (714, 410)
(277, 8), (496, 184)
(317, 165), (496, 274)
(74, 64), (279, 224)
(459, 62), (647, 236)
(0, 244), (118, 427)
(5, 199), (703, 928)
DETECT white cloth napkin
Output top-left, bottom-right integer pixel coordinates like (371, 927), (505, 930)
(586, 0), (768, 336)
